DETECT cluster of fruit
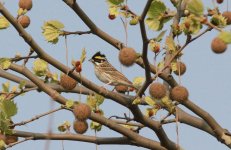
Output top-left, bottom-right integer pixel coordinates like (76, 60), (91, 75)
(149, 82), (189, 103)
(211, 0), (231, 54)
(72, 103), (91, 134)
(17, 0), (32, 28)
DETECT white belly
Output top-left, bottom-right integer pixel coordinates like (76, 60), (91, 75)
(94, 67), (110, 84)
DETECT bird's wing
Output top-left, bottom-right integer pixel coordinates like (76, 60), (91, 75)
(99, 62), (133, 85)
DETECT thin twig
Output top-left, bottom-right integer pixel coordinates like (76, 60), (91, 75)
(60, 30), (92, 36)
(11, 55), (38, 62)
(5, 137), (34, 149)
(12, 107), (64, 127)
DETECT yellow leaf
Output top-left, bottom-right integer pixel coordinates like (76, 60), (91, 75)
(11, 86), (18, 93)
(2, 82), (10, 93)
(165, 36), (176, 52)
(109, 6), (119, 16)
(144, 96), (156, 106)
(0, 140), (5, 149)
(87, 95), (97, 108)
(66, 100), (74, 108)
(171, 62), (177, 72)
(133, 77), (145, 88)
(132, 97), (141, 105)
(42, 20), (64, 44)
(51, 73), (59, 82)
(157, 61), (164, 69)
(90, 121), (102, 131)
(33, 59), (48, 76)
(80, 48), (86, 63)
(0, 58), (11, 70)
(0, 16), (10, 29)
(161, 96), (170, 105)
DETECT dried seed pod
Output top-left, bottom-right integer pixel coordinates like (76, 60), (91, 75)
(170, 86), (189, 103)
(149, 82), (166, 99)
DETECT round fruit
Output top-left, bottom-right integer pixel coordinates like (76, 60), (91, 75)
(76, 66), (82, 73)
(73, 120), (88, 134)
(108, 14), (116, 20)
(211, 37), (227, 54)
(19, 0), (32, 10)
(5, 135), (18, 145)
(170, 86), (189, 103)
(216, 0), (223, 4)
(222, 11), (231, 25)
(60, 74), (77, 90)
(119, 47), (137, 67)
(115, 85), (128, 93)
(73, 103), (91, 121)
(149, 82), (166, 99)
(17, 15), (30, 28)
(174, 62), (186, 75)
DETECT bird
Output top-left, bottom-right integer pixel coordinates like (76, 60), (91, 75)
(89, 51), (136, 89)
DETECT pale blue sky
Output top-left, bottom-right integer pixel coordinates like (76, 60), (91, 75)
(1, 0), (231, 150)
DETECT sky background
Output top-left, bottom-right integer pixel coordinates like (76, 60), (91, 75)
(0, 0), (231, 150)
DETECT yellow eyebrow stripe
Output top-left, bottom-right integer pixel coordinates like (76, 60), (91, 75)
(94, 56), (104, 59)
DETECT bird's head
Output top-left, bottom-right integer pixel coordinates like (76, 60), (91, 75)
(89, 51), (107, 65)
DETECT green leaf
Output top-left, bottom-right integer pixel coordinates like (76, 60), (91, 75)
(80, 48), (86, 63)
(17, 8), (27, 16)
(87, 95), (97, 108)
(144, 96), (156, 106)
(95, 93), (104, 106)
(155, 30), (167, 42)
(42, 20), (64, 44)
(58, 121), (71, 132)
(181, 14), (202, 35)
(147, 0), (166, 19)
(19, 81), (26, 90)
(171, 62), (177, 72)
(106, 0), (124, 6)
(145, 0), (168, 31)
(46, 20), (64, 29)
(218, 31), (231, 44)
(0, 112), (12, 134)
(145, 18), (161, 31)
(0, 16), (10, 30)
(33, 59), (48, 77)
(0, 58), (11, 70)
(108, 6), (119, 16)
(90, 121), (102, 131)
(1, 100), (17, 118)
(2, 82), (10, 93)
(165, 36), (176, 52)
(210, 14), (227, 28)
(161, 96), (175, 113)
(186, 0), (204, 16)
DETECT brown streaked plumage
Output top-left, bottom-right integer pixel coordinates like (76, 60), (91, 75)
(89, 52), (135, 88)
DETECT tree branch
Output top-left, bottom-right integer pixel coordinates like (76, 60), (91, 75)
(136, 0), (153, 97)
(7, 64), (166, 149)
(12, 107), (64, 127)
(12, 130), (134, 145)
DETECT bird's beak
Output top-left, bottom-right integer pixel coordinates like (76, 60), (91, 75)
(88, 58), (93, 62)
